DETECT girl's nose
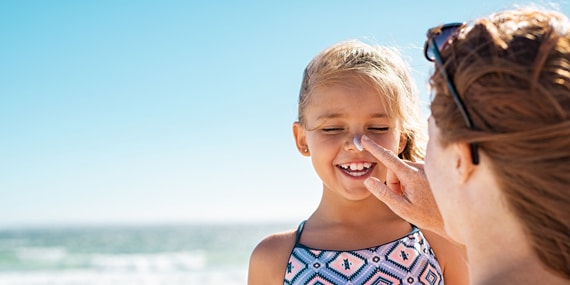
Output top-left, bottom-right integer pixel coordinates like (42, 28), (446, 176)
(346, 134), (363, 152)
(353, 135), (364, 151)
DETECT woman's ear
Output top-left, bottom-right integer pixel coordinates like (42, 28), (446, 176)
(455, 143), (475, 182)
(293, 122), (310, 156)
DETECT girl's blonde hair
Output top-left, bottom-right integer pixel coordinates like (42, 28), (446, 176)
(298, 40), (426, 161)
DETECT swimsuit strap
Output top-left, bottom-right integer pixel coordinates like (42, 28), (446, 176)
(410, 224), (419, 232)
(294, 220), (307, 245)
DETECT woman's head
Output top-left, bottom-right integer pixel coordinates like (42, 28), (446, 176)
(429, 7), (570, 278)
(297, 40), (426, 162)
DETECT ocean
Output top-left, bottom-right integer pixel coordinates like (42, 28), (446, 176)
(0, 222), (297, 285)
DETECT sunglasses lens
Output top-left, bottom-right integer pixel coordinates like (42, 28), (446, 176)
(425, 42), (437, 61)
(426, 25), (461, 61)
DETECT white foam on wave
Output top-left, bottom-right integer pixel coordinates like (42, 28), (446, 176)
(89, 251), (207, 272)
(13, 246), (208, 273)
(15, 247), (68, 263)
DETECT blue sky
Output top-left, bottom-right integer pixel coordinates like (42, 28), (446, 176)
(1, 0), (567, 228)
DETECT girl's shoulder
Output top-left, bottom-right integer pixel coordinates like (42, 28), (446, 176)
(247, 227), (298, 285)
(252, 228), (298, 257)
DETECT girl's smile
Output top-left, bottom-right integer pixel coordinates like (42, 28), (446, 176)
(337, 161), (377, 178)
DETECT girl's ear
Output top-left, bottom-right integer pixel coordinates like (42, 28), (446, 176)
(293, 122), (310, 156)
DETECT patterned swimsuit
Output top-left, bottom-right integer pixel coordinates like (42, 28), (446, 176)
(284, 221), (444, 285)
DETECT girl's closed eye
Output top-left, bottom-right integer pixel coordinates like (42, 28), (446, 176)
(368, 126), (390, 132)
(321, 127), (345, 134)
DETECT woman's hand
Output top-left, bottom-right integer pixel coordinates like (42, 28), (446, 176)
(361, 135), (448, 238)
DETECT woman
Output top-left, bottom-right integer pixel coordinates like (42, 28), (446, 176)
(360, 6), (570, 285)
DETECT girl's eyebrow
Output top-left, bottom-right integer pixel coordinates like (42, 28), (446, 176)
(316, 112), (343, 121)
(371, 113), (389, 119)
(307, 112), (390, 131)
(316, 112), (389, 121)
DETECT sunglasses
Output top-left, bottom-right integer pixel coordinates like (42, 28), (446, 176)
(424, 23), (480, 165)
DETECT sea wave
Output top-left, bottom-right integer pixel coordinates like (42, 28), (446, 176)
(89, 251), (207, 272)
(9, 246), (208, 272)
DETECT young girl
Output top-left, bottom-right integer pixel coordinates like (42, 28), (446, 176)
(248, 40), (468, 285)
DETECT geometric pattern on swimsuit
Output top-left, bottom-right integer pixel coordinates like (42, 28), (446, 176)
(284, 222), (443, 285)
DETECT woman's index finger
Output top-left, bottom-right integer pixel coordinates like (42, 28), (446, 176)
(361, 135), (410, 175)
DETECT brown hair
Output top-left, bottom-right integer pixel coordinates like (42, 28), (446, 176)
(430, 7), (570, 278)
(298, 40), (426, 161)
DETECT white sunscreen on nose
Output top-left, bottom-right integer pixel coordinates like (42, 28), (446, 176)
(354, 136), (363, 151)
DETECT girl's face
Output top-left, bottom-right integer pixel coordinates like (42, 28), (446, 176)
(294, 82), (405, 200)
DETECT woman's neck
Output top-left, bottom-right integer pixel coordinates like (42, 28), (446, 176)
(464, 217), (567, 285)
(471, 261), (568, 285)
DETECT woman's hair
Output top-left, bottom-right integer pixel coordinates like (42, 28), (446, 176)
(430, 7), (570, 278)
(297, 40), (426, 162)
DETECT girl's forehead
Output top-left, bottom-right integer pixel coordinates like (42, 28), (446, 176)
(309, 84), (389, 109)
(305, 87), (391, 120)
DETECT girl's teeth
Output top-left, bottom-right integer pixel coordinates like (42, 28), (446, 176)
(339, 163), (374, 177)
(341, 162), (372, 171)
(350, 163), (363, 170)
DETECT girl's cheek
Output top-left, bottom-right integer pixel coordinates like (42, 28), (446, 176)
(312, 133), (345, 145)
(365, 133), (397, 147)
(368, 134), (402, 153)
